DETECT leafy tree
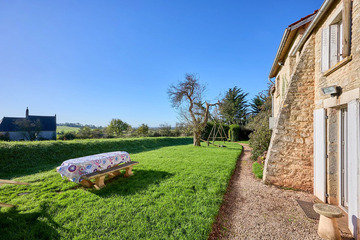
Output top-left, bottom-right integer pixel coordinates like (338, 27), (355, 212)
(91, 128), (104, 139)
(249, 93), (266, 116)
(219, 87), (248, 125)
(174, 122), (192, 137)
(137, 124), (149, 137)
(107, 119), (130, 137)
(159, 123), (172, 136)
(77, 126), (92, 139)
(247, 87), (272, 161)
(167, 73), (217, 146)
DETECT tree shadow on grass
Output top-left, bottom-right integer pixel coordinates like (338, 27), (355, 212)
(0, 203), (61, 240)
(90, 169), (174, 198)
(1, 137), (192, 180)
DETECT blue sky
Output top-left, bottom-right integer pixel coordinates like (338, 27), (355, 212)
(0, 0), (321, 127)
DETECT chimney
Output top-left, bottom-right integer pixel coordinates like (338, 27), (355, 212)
(26, 107), (29, 118)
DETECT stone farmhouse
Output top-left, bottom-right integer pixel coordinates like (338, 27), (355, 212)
(0, 108), (56, 141)
(264, 0), (359, 238)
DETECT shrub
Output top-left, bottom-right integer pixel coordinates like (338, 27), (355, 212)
(238, 126), (252, 141)
(222, 124), (230, 138)
(149, 131), (161, 137)
(252, 162), (264, 179)
(0, 132), (10, 141)
(228, 124), (240, 142)
(247, 88), (272, 161)
(58, 132), (77, 140)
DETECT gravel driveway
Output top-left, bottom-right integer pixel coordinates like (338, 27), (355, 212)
(208, 143), (322, 240)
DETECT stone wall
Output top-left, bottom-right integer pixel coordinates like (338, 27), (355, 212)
(314, 0), (360, 110)
(273, 30), (304, 118)
(263, 36), (315, 192)
(327, 108), (339, 205)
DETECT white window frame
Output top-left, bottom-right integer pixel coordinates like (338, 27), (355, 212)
(321, 11), (343, 72)
(314, 108), (327, 202)
(339, 107), (348, 211)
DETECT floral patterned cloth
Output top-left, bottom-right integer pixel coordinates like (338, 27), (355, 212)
(57, 151), (131, 183)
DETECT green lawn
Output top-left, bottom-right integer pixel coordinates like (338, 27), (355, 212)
(0, 138), (242, 240)
(56, 126), (80, 133)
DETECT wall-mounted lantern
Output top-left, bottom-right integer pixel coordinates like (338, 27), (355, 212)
(321, 85), (342, 97)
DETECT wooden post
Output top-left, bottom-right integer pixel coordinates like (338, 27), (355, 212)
(207, 125), (215, 145)
(212, 124), (216, 144)
(220, 123), (227, 143)
(342, 0), (351, 57)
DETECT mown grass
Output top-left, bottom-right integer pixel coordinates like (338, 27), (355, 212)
(0, 138), (242, 240)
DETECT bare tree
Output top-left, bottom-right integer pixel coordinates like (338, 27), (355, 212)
(168, 73), (217, 146)
(14, 119), (42, 141)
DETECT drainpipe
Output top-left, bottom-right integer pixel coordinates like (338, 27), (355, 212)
(268, 77), (275, 118)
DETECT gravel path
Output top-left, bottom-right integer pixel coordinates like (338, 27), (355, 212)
(208, 143), (322, 240)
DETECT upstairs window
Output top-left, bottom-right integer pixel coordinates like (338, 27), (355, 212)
(321, 19), (343, 72)
(321, 1), (352, 73)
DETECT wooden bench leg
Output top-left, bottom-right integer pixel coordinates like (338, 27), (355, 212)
(124, 166), (134, 178)
(108, 170), (121, 178)
(80, 179), (93, 188)
(94, 176), (106, 190)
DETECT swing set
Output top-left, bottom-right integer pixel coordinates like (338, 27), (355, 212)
(200, 117), (228, 147)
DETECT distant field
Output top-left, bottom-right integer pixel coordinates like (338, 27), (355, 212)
(56, 126), (80, 133)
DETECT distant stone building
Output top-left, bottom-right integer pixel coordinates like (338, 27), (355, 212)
(264, 0), (359, 238)
(0, 108), (56, 141)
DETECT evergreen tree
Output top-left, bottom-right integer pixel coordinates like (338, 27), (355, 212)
(219, 87), (248, 125)
(249, 94), (266, 116)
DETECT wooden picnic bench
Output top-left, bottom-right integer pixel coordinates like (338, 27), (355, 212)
(0, 179), (29, 207)
(79, 161), (139, 190)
